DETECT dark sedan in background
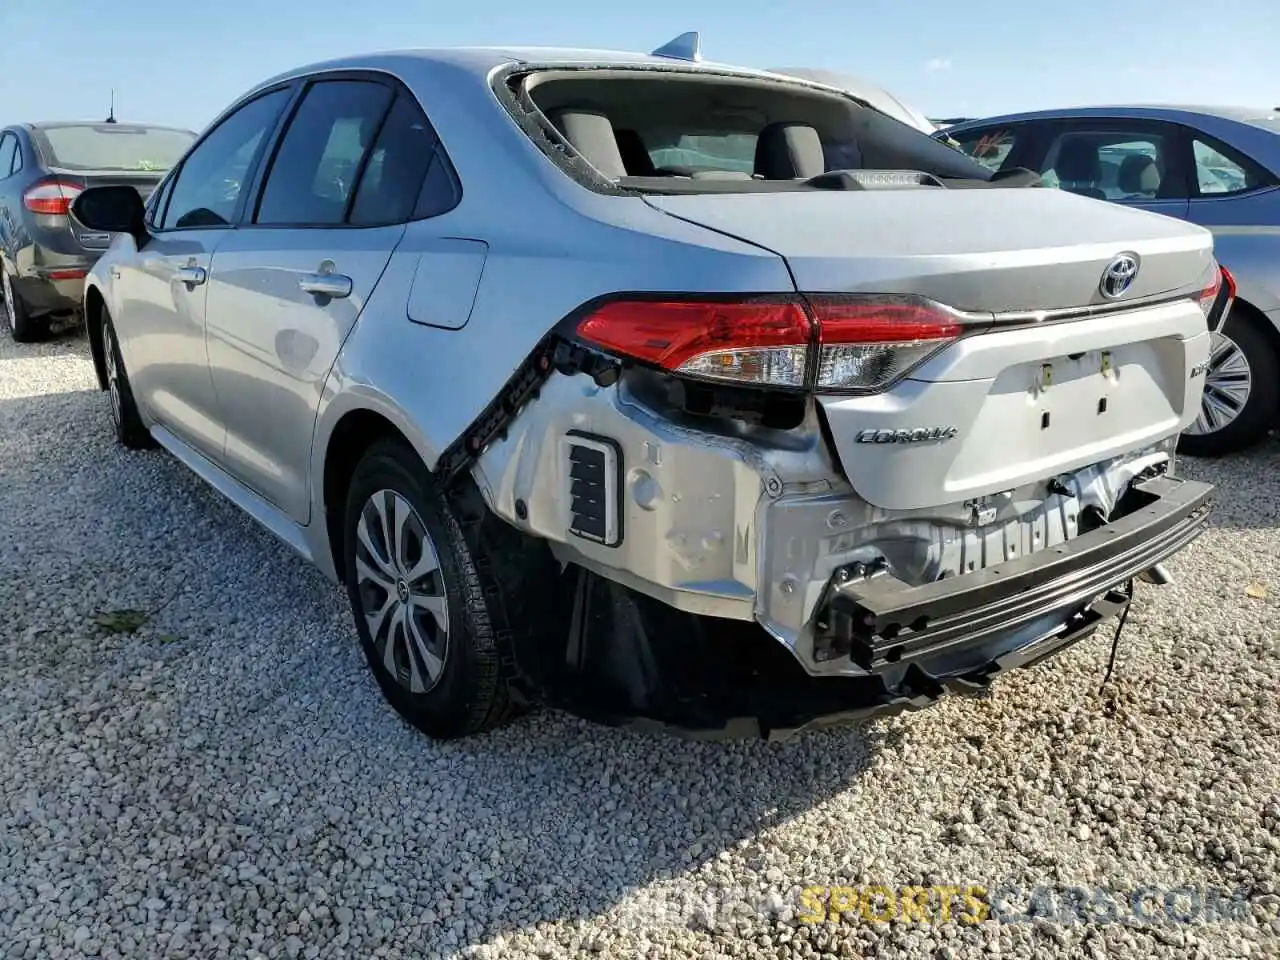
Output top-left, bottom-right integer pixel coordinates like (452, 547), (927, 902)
(0, 121), (196, 341)
(942, 105), (1280, 457)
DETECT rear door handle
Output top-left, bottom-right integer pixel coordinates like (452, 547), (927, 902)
(175, 265), (206, 287)
(299, 272), (352, 299)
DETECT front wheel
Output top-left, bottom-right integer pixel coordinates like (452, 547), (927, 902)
(1179, 312), (1279, 457)
(342, 439), (527, 739)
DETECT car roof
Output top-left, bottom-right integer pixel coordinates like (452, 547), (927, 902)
(251, 45), (795, 90)
(946, 103), (1280, 131)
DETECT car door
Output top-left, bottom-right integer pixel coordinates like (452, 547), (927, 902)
(1034, 118), (1192, 220)
(202, 75), (429, 524)
(113, 86), (293, 461)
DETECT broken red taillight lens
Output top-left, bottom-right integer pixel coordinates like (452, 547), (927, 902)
(23, 179), (83, 216)
(573, 295), (964, 393)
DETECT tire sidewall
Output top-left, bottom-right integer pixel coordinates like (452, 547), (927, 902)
(342, 441), (499, 735)
(100, 308), (150, 447)
(3, 263), (37, 342)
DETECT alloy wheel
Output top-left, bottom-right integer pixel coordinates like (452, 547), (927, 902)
(102, 322), (123, 430)
(354, 489), (450, 694)
(1184, 331), (1253, 436)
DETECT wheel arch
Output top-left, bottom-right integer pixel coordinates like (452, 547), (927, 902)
(83, 284), (108, 390)
(314, 391), (446, 582)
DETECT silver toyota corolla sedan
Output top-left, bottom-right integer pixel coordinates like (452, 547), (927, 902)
(944, 105), (1280, 456)
(71, 38), (1221, 740)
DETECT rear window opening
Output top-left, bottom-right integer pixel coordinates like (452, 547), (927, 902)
(501, 67), (1002, 194)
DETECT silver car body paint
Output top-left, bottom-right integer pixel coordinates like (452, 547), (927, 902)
(84, 47), (1216, 680)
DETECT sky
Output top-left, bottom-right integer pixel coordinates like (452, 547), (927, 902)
(1, 0), (1277, 132)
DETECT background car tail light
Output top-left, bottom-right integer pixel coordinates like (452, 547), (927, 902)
(574, 294), (963, 393)
(807, 297), (963, 391)
(575, 299), (813, 388)
(1196, 265), (1235, 330)
(23, 180), (84, 216)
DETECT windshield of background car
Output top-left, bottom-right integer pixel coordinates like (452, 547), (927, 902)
(34, 124), (196, 172)
(510, 68), (994, 193)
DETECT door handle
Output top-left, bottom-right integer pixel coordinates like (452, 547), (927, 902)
(175, 265), (206, 287)
(298, 272), (353, 299)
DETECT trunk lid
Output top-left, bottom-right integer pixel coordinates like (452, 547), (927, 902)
(646, 187), (1216, 511)
(644, 187), (1214, 312)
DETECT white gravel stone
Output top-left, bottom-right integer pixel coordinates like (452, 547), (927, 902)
(0, 328), (1277, 959)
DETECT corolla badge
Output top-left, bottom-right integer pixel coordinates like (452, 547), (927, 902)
(855, 426), (959, 444)
(1099, 253), (1140, 300)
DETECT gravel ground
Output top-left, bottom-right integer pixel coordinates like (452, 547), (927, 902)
(0, 323), (1277, 960)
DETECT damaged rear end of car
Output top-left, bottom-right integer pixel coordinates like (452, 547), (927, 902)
(447, 57), (1225, 739)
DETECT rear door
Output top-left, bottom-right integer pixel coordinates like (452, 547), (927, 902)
(111, 87), (293, 461)
(203, 74), (432, 523)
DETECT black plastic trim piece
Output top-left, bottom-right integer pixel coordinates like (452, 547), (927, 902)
(565, 429), (624, 548)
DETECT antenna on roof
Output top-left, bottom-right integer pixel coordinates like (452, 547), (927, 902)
(105, 89), (117, 124)
(651, 31), (701, 63)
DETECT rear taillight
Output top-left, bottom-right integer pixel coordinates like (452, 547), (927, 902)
(575, 299), (813, 388)
(23, 180), (83, 216)
(1196, 265), (1235, 331)
(808, 297), (963, 392)
(573, 295), (963, 393)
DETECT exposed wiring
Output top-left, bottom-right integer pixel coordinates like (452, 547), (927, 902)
(1100, 578), (1137, 690)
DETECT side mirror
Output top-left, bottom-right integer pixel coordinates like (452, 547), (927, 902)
(71, 185), (148, 244)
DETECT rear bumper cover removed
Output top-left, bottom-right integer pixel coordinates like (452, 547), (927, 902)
(817, 474), (1213, 674)
(562, 475), (1212, 741)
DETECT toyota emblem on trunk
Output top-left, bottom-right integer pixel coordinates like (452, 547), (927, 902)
(1099, 253), (1139, 300)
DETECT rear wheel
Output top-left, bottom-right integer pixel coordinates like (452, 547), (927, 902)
(342, 439), (527, 739)
(1179, 310), (1279, 457)
(2, 263), (47, 343)
(100, 308), (155, 449)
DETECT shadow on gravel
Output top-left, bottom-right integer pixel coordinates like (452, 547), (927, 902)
(0, 382), (889, 955)
(1, 323), (88, 357)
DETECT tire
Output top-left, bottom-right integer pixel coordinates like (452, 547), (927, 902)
(1178, 310), (1279, 457)
(342, 438), (527, 739)
(100, 308), (155, 450)
(2, 262), (47, 343)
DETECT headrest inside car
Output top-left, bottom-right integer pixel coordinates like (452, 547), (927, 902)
(545, 108), (628, 179)
(754, 122), (826, 179)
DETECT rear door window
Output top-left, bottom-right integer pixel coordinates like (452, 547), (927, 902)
(1037, 127), (1184, 201)
(348, 92), (455, 225)
(254, 79), (394, 226)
